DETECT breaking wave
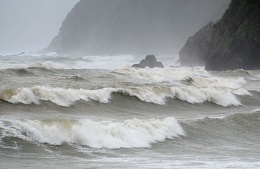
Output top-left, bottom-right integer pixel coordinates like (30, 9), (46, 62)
(113, 67), (211, 83)
(1, 111), (259, 149)
(113, 67), (247, 88)
(226, 69), (260, 78)
(0, 85), (250, 107)
(0, 117), (184, 149)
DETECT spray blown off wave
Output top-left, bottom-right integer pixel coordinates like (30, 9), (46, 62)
(1, 85), (250, 107)
(0, 117), (184, 149)
(114, 67), (247, 88)
(0, 54), (137, 70)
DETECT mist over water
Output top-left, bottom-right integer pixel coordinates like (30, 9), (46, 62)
(1, 0), (260, 169)
(45, 0), (230, 56)
(0, 0), (79, 53)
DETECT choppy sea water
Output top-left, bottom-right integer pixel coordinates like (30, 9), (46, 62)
(0, 53), (260, 169)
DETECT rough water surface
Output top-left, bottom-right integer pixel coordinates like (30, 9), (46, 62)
(0, 53), (260, 169)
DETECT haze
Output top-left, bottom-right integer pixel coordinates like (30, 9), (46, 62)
(0, 0), (79, 54)
(0, 0), (229, 56)
(45, 0), (229, 56)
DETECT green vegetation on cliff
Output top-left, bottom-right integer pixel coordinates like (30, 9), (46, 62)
(206, 0), (260, 70)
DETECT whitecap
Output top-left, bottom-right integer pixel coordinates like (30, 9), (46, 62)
(0, 117), (185, 149)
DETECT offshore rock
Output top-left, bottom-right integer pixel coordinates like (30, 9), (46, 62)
(179, 22), (214, 66)
(132, 55), (164, 68)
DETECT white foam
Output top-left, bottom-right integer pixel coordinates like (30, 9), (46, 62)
(114, 67), (211, 83)
(172, 86), (242, 107)
(44, 52), (59, 57)
(114, 67), (249, 90)
(191, 76), (246, 89)
(17, 55), (137, 70)
(251, 108), (260, 113)
(0, 53), (136, 70)
(8, 86), (117, 106)
(121, 87), (174, 105)
(249, 71), (260, 78)
(74, 55), (137, 69)
(7, 85), (249, 107)
(232, 88), (251, 96)
(0, 117), (185, 149)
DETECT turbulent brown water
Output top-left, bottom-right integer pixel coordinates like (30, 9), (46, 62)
(0, 53), (260, 168)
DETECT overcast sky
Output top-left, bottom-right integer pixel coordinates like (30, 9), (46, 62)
(0, 0), (79, 54)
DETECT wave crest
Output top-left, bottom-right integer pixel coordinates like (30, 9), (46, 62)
(1, 84), (250, 107)
(0, 117), (184, 149)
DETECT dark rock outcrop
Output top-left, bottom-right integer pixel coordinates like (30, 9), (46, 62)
(179, 22), (214, 66)
(205, 0), (260, 71)
(43, 0), (230, 56)
(179, 0), (260, 70)
(132, 55), (164, 68)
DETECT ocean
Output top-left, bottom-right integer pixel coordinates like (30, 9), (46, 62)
(0, 53), (260, 169)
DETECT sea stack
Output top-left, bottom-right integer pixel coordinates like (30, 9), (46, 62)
(132, 55), (164, 68)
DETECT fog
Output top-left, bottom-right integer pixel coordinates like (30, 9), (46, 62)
(0, 0), (79, 54)
(46, 0), (230, 56)
(0, 0), (230, 56)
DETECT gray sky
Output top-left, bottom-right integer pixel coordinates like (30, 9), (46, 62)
(0, 0), (79, 53)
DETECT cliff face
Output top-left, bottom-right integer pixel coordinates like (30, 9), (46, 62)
(179, 22), (214, 66)
(206, 0), (260, 70)
(44, 0), (230, 56)
(180, 0), (260, 70)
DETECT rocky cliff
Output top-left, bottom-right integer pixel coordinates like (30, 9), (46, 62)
(179, 0), (260, 70)
(43, 0), (230, 56)
(178, 22), (214, 66)
(206, 0), (260, 70)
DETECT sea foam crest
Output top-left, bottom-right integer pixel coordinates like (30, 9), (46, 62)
(7, 87), (116, 106)
(190, 76), (246, 89)
(114, 67), (248, 90)
(0, 117), (184, 149)
(24, 55), (137, 70)
(4, 85), (250, 107)
(113, 67), (211, 83)
(79, 55), (137, 69)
